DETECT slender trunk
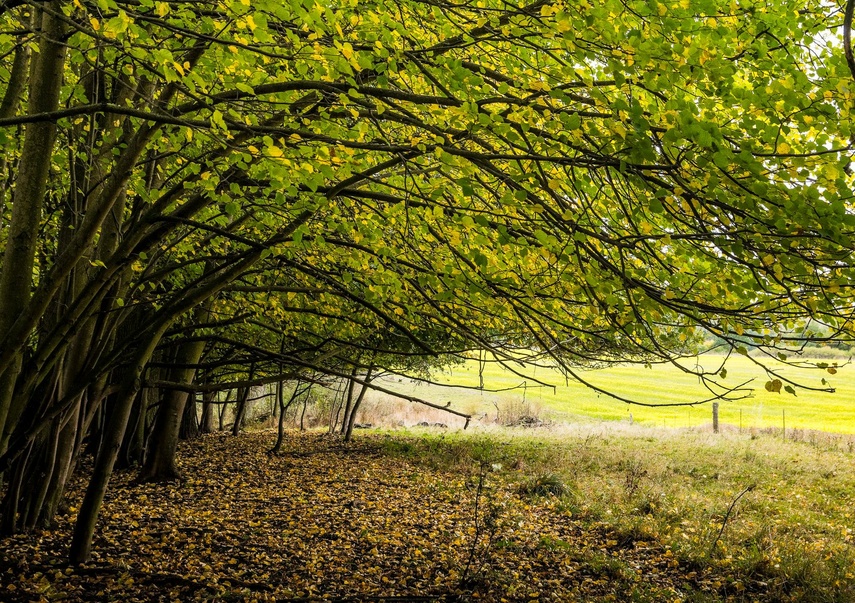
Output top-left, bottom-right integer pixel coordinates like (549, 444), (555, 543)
(328, 379), (346, 435)
(344, 365), (374, 443)
(300, 387), (309, 431)
(69, 323), (169, 564)
(270, 380), (307, 454)
(0, 441), (31, 534)
(199, 389), (215, 434)
(0, 2), (67, 452)
(0, 41), (31, 119)
(39, 403), (80, 523)
(339, 366), (359, 435)
(117, 391), (146, 469)
(230, 363), (255, 436)
(0, 40), (32, 230)
(270, 379), (288, 454)
(218, 391), (228, 431)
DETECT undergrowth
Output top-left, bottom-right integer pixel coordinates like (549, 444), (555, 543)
(378, 426), (855, 602)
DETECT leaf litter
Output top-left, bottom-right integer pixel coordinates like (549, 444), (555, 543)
(2, 432), (762, 601)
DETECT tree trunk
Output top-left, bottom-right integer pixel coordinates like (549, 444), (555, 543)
(230, 363), (255, 436)
(138, 335), (206, 482)
(270, 380), (288, 454)
(179, 393), (200, 440)
(0, 2), (67, 453)
(300, 392), (308, 431)
(0, 38), (32, 232)
(327, 379), (347, 435)
(270, 380), (308, 454)
(117, 391), (147, 470)
(339, 366), (359, 435)
(38, 403), (80, 523)
(69, 324), (168, 563)
(218, 390), (229, 431)
(199, 390), (215, 434)
(344, 365), (374, 443)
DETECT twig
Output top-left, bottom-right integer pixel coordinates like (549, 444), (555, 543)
(709, 484), (755, 556)
(459, 463), (501, 591)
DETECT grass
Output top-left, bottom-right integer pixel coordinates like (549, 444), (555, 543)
(372, 352), (855, 434)
(379, 425), (855, 602)
(518, 472), (569, 497)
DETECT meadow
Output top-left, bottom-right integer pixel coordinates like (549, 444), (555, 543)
(381, 424), (855, 602)
(372, 352), (855, 434)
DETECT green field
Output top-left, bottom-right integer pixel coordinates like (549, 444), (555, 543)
(392, 353), (855, 434)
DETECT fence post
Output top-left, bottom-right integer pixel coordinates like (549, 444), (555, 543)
(712, 402), (719, 434)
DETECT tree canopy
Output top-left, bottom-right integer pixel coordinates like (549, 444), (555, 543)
(0, 0), (853, 561)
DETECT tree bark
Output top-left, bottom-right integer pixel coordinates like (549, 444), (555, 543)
(0, 1), (67, 453)
(69, 323), (169, 563)
(339, 366), (359, 435)
(0, 38), (32, 232)
(230, 363), (255, 436)
(179, 392), (200, 440)
(138, 331), (207, 482)
(199, 389), (215, 434)
(344, 365), (374, 443)
(270, 380), (308, 454)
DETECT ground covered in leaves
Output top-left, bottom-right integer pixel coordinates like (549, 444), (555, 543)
(0, 431), (820, 602)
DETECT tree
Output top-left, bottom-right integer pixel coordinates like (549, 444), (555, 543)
(0, 0), (852, 562)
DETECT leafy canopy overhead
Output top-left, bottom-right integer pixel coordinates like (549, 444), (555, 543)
(0, 0), (853, 401)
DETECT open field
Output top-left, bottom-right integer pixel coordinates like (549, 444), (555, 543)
(365, 353), (855, 434)
(3, 428), (854, 602)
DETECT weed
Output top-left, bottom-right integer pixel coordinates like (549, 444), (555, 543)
(381, 438), (415, 456)
(538, 535), (574, 551)
(622, 458), (648, 497)
(518, 472), (569, 497)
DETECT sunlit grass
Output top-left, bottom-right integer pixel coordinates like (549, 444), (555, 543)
(390, 353), (855, 434)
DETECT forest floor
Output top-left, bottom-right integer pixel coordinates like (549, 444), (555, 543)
(2, 428), (853, 602)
